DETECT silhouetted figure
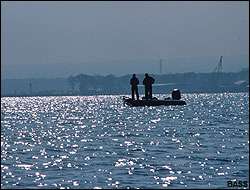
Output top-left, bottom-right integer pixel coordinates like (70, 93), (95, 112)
(143, 73), (155, 100)
(130, 74), (139, 100)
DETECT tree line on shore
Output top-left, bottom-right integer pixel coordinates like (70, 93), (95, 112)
(1, 69), (249, 97)
(69, 69), (249, 95)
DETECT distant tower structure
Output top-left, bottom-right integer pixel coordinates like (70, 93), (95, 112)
(159, 59), (163, 74)
(213, 56), (223, 73)
(212, 56), (223, 91)
(29, 80), (33, 95)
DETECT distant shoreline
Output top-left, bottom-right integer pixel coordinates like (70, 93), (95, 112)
(2, 70), (249, 97)
(1, 91), (249, 98)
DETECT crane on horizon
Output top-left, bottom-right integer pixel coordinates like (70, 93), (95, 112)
(213, 56), (223, 73)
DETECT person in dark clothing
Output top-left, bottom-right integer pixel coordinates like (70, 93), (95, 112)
(130, 74), (139, 100)
(143, 73), (155, 100)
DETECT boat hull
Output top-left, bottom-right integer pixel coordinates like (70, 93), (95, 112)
(123, 98), (186, 107)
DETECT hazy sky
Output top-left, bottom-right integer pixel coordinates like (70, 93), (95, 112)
(1, 1), (249, 77)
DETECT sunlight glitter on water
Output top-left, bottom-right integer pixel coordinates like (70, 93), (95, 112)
(1, 93), (249, 189)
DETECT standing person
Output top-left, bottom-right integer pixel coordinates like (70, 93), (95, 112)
(130, 74), (139, 100)
(143, 73), (155, 100)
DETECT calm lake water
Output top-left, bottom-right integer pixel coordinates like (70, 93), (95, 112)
(1, 93), (249, 189)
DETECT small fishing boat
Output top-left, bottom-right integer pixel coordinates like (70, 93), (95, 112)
(123, 97), (186, 107)
(123, 89), (186, 107)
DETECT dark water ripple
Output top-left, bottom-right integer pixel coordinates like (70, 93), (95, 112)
(1, 93), (249, 189)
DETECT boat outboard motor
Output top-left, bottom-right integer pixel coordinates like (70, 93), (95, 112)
(172, 89), (181, 100)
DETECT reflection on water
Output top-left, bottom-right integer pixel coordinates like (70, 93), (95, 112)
(1, 93), (249, 189)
